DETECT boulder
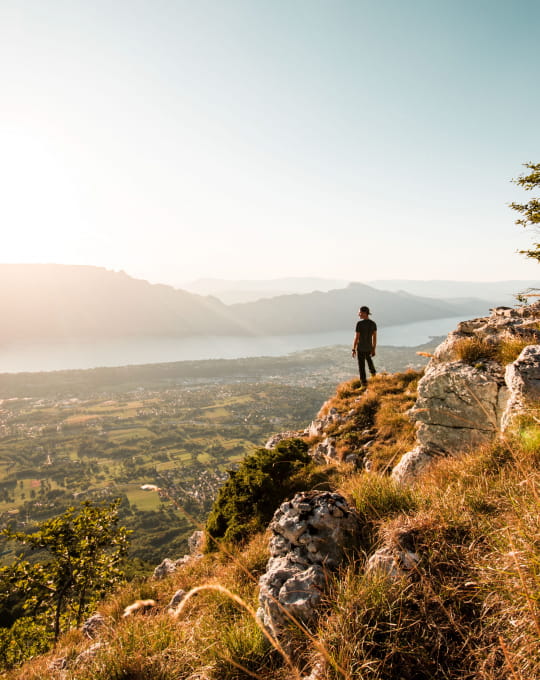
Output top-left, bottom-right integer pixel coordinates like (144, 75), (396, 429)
(257, 491), (360, 636)
(167, 588), (186, 612)
(393, 302), (540, 483)
(391, 445), (438, 484)
(501, 344), (540, 430)
(434, 302), (540, 362)
(81, 613), (107, 640)
(410, 361), (506, 453)
(74, 642), (107, 666)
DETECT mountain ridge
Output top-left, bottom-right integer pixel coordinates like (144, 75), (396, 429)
(1, 264), (493, 342)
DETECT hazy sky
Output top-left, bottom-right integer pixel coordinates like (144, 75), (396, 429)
(1, 0), (539, 287)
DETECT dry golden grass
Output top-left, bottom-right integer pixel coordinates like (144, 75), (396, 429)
(496, 333), (538, 365)
(4, 381), (540, 680)
(452, 336), (497, 364)
(452, 333), (537, 367)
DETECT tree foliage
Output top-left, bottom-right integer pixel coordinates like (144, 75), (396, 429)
(205, 438), (312, 547)
(510, 162), (540, 262)
(1, 500), (129, 649)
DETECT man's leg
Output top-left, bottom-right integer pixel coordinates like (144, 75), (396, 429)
(366, 354), (376, 377)
(357, 353), (368, 385)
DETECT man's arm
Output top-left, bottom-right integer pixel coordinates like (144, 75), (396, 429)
(352, 331), (360, 357)
(371, 330), (377, 356)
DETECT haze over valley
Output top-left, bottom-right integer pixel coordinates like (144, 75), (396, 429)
(2, 263), (520, 346)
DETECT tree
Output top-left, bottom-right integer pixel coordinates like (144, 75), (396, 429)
(510, 162), (540, 262)
(206, 438), (312, 547)
(1, 500), (129, 643)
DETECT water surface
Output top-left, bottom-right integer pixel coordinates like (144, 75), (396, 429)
(0, 316), (463, 374)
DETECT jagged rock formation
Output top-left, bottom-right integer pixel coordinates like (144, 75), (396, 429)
(307, 405), (345, 438)
(393, 303), (540, 483)
(502, 344), (540, 430)
(310, 435), (338, 463)
(265, 430), (306, 449)
(434, 304), (540, 362)
(257, 491), (360, 636)
(152, 530), (205, 579)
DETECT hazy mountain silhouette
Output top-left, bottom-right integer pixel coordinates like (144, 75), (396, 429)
(1, 265), (493, 342)
(0, 264), (243, 342)
(182, 277), (350, 304)
(368, 279), (538, 305)
(228, 282), (490, 334)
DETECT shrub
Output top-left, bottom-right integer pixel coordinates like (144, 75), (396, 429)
(205, 438), (312, 548)
(453, 337), (496, 364)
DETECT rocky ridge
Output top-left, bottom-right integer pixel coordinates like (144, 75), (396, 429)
(392, 303), (540, 483)
(258, 302), (540, 639)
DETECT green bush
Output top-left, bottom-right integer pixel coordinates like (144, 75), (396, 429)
(205, 438), (311, 548)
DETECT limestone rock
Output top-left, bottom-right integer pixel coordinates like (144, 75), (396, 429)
(188, 530), (205, 555)
(502, 344), (540, 430)
(167, 588), (186, 611)
(434, 302), (540, 362)
(366, 528), (419, 580)
(393, 302), (540, 483)
(310, 436), (337, 463)
(307, 407), (343, 438)
(82, 613), (107, 639)
(391, 445), (438, 484)
(257, 491), (360, 636)
(74, 642), (107, 666)
(153, 557), (180, 580)
(265, 430), (306, 449)
(410, 360), (506, 453)
(366, 547), (419, 579)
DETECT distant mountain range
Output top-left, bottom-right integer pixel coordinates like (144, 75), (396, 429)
(0, 264), (513, 343)
(184, 276), (538, 306)
(182, 277), (350, 304)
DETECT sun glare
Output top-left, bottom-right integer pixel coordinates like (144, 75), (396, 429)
(0, 128), (83, 262)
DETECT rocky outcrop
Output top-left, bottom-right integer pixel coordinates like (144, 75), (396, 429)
(409, 360), (507, 452)
(310, 436), (337, 463)
(392, 303), (540, 484)
(307, 406), (344, 438)
(265, 430), (307, 449)
(434, 304), (540, 362)
(501, 344), (540, 430)
(167, 588), (187, 612)
(257, 491), (360, 636)
(153, 530), (205, 579)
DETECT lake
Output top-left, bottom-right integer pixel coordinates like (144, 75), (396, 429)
(0, 316), (464, 374)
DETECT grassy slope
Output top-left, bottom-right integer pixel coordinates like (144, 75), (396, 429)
(4, 373), (540, 680)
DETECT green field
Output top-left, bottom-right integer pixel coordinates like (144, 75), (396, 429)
(0, 378), (328, 566)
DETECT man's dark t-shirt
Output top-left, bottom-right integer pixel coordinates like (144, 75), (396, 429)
(355, 319), (377, 352)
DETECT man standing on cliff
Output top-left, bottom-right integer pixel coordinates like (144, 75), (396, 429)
(352, 306), (377, 386)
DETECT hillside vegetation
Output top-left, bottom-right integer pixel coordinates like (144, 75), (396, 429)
(3, 371), (538, 680)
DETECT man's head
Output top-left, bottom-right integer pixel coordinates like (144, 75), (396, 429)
(358, 305), (371, 319)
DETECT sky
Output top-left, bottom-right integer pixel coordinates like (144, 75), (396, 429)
(1, 0), (539, 288)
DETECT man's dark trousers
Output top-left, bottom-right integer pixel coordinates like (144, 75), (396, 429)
(357, 352), (376, 384)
